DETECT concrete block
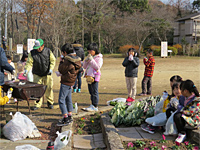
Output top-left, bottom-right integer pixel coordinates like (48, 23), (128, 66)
(101, 113), (124, 150)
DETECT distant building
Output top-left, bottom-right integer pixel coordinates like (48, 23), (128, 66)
(173, 13), (200, 45)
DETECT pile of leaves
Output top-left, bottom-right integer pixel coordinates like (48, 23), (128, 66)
(109, 95), (162, 127)
(73, 112), (102, 135)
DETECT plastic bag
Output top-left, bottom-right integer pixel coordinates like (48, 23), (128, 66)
(27, 69), (33, 82)
(107, 98), (126, 106)
(54, 130), (72, 150)
(154, 92), (168, 115)
(146, 112), (167, 126)
(163, 111), (178, 135)
(3, 112), (34, 141)
(72, 102), (78, 114)
(15, 144), (40, 150)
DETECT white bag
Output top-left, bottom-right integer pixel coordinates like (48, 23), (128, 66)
(163, 111), (178, 135)
(154, 99), (164, 115)
(107, 98), (126, 106)
(3, 112), (34, 141)
(146, 112), (167, 126)
(15, 144), (40, 150)
(154, 92), (168, 115)
(54, 130), (72, 150)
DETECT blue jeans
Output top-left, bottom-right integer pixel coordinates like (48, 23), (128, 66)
(58, 84), (73, 115)
(73, 71), (82, 89)
(88, 81), (99, 107)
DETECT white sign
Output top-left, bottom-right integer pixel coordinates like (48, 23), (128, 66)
(17, 44), (23, 54)
(161, 41), (168, 57)
(27, 39), (35, 53)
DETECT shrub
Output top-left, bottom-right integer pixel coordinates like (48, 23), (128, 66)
(173, 44), (182, 55)
(153, 48), (161, 56)
(150, 45), (160, 51)
(119, 45), (134, 56)
(168, 46), (178, 56)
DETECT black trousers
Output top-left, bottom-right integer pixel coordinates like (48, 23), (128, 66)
(174, 112), (195, 135)
(166, 107), (176, 119)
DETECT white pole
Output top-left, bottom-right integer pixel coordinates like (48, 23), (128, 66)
(5, 0), (7, 46)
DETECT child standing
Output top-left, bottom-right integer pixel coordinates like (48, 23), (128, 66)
(138, 49), (155, 96)
(17, 52), (33, 81)
(122, 48), (139, 102)
(57, 43), (81, 126)
(82, 43), (103, 112)
(174, 80), (200, 144)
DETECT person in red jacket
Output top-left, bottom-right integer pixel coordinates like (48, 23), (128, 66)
(138, 49), (155, 96)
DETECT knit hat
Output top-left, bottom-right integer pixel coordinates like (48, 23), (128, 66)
(33, 39), (44, 49)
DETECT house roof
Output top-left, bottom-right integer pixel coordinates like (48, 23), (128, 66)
(176, 13), (200, 21)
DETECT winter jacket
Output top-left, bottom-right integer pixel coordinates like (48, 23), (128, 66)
(0, 47), (14, 85)
(122, 57), (139, 77)
(58, 54), (81, 86)
(143, 55), (155, 77)
(180, 96), (200, 129)
(25, 47), (56, 77)
(73, 44), (85, 61)
(83, 54), (103, 82)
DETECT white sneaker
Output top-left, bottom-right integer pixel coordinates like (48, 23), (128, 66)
(82, 105), (98, 112)
(7, 88), (13, 99)
(14, 98), (17, 103)
(175, 133), (186, 143)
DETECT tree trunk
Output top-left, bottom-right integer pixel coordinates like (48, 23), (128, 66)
(91, 30), (93, 43)
(82, 3), (84, 47)
(98, 25), (101, 51)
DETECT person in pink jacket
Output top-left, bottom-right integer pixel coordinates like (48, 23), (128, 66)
(82, 43), (103, 111)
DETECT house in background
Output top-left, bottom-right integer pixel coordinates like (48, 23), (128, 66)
(173, 13), (200, 45)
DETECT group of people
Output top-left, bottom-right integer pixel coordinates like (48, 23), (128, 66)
(122, 48), (155, 102)
(139, 75), (200, 144)
(122, 48), (199, 144)
(0, 38), (103, 127)
(0, 39), (199, 144)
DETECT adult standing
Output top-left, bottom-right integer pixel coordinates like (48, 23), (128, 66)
(72, 41), (85, 93)
(0, 47), (15, 105)
(0, 47), (15, 85)
(24, 39), (56, 110)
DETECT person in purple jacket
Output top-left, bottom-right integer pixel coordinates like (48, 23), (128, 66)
(82, 43), (103, 112)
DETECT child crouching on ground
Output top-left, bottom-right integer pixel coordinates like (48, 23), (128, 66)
(141, 82), (182, 134)
(57, 43), (81, 126)
(174, 79), (200, 144)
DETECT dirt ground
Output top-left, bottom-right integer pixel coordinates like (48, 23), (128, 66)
(0, 54), (200, 140)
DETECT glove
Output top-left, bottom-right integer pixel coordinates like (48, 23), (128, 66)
(177, 104), (184, 112)
(48, 69), (53, 75)
(23, 70), (27, 77)
(85, 54), (93, 61)
(144, 57), (148, 62)
(128, 55), (133, 61)
(7, 88), (13, 99)
(11, 70), (16, 75)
